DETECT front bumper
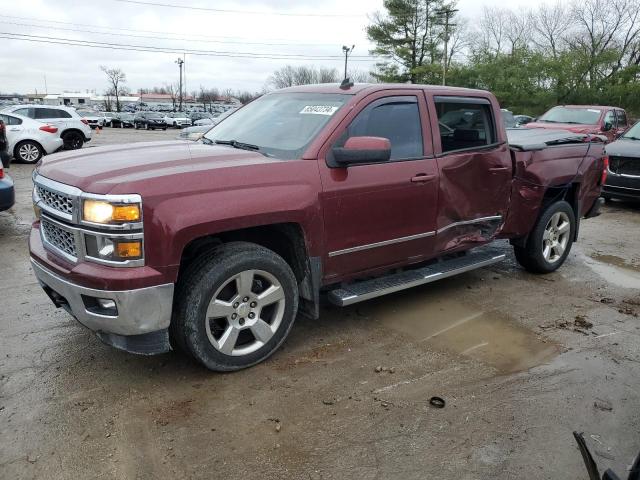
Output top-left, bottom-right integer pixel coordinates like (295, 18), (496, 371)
(604, 174), (640, 200)
(0, 174), (15, 211)
(31, 258), (174, 338)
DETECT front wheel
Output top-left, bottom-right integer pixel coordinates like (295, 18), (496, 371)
(14, 141), (43, 164)
(170, 242), (299, 371)
(514, 200), (576, 274)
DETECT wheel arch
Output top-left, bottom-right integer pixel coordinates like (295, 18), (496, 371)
(13, 138), (44, 159)
(178, 223), (321, 320)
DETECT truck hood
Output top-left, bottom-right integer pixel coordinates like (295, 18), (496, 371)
(605, 138), (640, 157)
(37, 140), (286, 195)
(526, 122), (600, 134)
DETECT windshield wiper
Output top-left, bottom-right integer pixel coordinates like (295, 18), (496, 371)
(624, 135), (640, 141)
(214, 139), (261, 152)
(539, 119), (557, 123)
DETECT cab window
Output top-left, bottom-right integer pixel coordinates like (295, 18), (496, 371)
(616, 110), (628, 128)
(336, 96), (423, 161)
(435, 97), (497, 153)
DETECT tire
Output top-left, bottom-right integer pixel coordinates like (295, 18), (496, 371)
(514, 200), (576, 274)
(62, 131), (84, 150)
(171, 242), (299, 371)
(162, 128), (167, 131)
(14, 140), (43, 164)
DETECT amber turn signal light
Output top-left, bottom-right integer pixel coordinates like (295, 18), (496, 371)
(116, 241), (142, 259)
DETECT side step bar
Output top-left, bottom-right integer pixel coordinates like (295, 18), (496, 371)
(327, 246), (506, 307)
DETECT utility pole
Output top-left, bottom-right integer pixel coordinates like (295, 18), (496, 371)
(436, 6), (458, 86)
(176, 57), (184, 111)
(342, 45), (355, 80)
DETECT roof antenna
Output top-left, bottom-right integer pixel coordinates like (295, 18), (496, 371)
(340, 77), (354, 90)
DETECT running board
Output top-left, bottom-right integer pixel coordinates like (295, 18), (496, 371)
(327, 246), (506, 307)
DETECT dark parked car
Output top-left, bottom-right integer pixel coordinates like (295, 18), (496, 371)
(603, 120), (640, 201)
(0, 163), (15, 212)
(133, 112), (167, 130)
(0, 118), (9, 168)
(111, 113), (135, 128)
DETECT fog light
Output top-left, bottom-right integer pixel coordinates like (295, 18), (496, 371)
(97, 298), (116, 310)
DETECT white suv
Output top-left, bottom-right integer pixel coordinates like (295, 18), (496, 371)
(1, 105), (92, 150)
(0, 112), (64, 164)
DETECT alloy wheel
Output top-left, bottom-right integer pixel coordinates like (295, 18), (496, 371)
(205, 269), (286, 356)
(542, 211), (570, 263)
(18, 143), (40, 162)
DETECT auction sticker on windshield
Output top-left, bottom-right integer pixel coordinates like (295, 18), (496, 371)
(300, 105), (340, 115)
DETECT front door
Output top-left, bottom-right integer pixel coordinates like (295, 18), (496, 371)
(318, 91), (439, 282)
(427, 94), (512, 252)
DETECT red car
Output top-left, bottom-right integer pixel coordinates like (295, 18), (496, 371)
(526, 105), (628, 142)
(29, 83), (607, 371)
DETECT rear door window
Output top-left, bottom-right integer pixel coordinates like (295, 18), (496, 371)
(604, 111), (616, 128)
(13, 108), (33, 118)
(616, 110), (628, 128)
(337, 96), (423, 161)
(34, 108), (72, 119)
(435, 97), (497, 153)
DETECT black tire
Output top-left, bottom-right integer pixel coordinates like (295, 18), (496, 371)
(162, 127), (167, 131)
(62, 131), (84, 150)
(602, 195), (612, 203)
(514, 200), (576, 274)
(170, 242), (299, 371)
(14, 140), (43, 164)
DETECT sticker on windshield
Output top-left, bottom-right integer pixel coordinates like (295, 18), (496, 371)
(300, 105), (339, 115)
(587, 109), (601, 113)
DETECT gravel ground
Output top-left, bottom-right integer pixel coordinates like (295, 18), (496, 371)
(1, 128), (639, 479)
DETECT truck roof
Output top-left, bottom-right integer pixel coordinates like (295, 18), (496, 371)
(274, 83), (494, 97)
(556, 105), (621, 111)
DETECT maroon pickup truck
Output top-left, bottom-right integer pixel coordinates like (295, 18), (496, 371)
(29, 83), (607, 371)
(526, 105), (629, 143)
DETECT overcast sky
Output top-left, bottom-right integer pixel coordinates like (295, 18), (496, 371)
(0, 0), (544, 95)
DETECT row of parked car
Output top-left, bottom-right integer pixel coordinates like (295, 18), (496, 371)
(77, 111), (229, 130)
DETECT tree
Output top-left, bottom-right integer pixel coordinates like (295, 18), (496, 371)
(367, 0), (453, 83)
(165, 83), (179, 111)
(100, 66), (127, 112)
(268, 65), (339, 89)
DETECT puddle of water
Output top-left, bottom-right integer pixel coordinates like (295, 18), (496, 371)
(358, 287), (559, 374)
(584, 253), (640, 289)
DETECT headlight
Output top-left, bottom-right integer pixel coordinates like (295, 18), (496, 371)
(83, 200), (141, 224)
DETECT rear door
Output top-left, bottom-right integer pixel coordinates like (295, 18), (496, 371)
(34, 108), (72, 130)
(426, 95), (512, 252)
(615, 110), (628, 136)
(318, 90), (439, 281)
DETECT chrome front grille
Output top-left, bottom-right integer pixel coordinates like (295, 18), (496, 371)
(41, 218), (77, 259)
(36, 185), (74, 216)
(610, 156), (640, 177)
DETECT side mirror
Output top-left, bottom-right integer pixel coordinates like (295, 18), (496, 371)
(332, 136), (391, 166)
(603, 121), (613, 132)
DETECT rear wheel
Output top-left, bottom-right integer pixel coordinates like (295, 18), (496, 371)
(14, 141), (43, 164)
(62, 131), (83, 150)
(514, 201), (576, 273)
(171, 242), (298, 371)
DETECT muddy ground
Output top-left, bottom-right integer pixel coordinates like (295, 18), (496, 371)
(1, 128), (639, 479)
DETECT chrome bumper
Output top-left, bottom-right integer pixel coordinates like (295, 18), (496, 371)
(31, 258), (174, 336)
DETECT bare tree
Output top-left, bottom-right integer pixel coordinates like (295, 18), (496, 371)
(100, 66), (127, 112)
(269, 65), (339, 89)
(165, 83), (179, 111)
(531, 2), (571, 58)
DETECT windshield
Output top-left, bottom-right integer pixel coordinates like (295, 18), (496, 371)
(203, 92), (350, 159)
(622, 121), (640, 140)
(147, 113), (163, 119)
(539, 107), (602, 125)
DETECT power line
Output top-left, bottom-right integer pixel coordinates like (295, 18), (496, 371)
(0, 15), (341, 47)
(0, 32), (382, 62)
(111, 0), (364, 17)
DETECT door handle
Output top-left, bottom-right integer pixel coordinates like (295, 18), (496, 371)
(489, 166), (509, 172)
(411, 174), (436, 183)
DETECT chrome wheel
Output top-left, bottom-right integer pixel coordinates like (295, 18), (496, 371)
(542, 211), (570, 263)
(18, 143), (40, 163)
(205, 269), (286, 356)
